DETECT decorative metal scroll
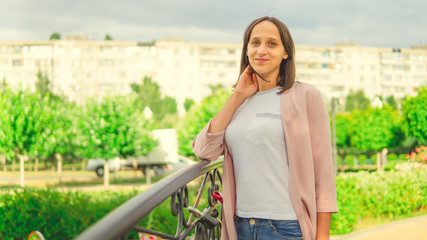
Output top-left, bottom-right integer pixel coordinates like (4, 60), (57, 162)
(137, 168), (223, 240)
(75, 158), (224, 240)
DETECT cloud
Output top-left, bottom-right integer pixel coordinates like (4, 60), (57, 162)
(1, 0), (426, 47)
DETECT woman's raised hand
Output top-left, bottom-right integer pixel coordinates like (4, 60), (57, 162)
(234, 65), (258, 99)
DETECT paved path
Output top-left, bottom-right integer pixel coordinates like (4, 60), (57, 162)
(331, 214), (427, 240)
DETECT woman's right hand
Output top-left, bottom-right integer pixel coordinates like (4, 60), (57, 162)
(234, 65), (258, 100)
(207, 66), (257, 133)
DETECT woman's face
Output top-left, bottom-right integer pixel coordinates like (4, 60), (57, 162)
(247, 20), (288, 80)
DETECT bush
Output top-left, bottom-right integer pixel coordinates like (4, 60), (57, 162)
(1, 169), (426, 238)
(388, 153), (398, 161)
(337, 156), (343, 166)
(371, 154), (378, 164)
(331, 169), (426, 234)
(344, 155), (355, 166)
(398, 154), (407, 161)
(358, 154), (368, 165)
(0, 188), (139, 240)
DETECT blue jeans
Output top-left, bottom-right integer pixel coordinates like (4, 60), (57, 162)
(234, 216), (303, 240)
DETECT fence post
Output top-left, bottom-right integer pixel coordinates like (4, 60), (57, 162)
(104, 161), (109, 188)
(1, 155), (6, 172)
(35, 157), (39, 172)
(376, 152), (381, 170)
(56, 154), (62, 182)
(146, 165), (151, 185)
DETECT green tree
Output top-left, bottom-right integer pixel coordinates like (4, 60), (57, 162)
(29, 97), (75, 168)
(184, 98), (195, 112)
(0, 87), (14, 162)
(402, 87), (427, 145)
(335, 114), (351, 148)
(177, 89), (230, 157)
(334, 113), (352, 160)
(349, 106), (404, 155)
(345, 89), (370, 112)
(1, 78), (6, 95)
(131, 76), (178, 126)
(35, 70), (51, 97)
(49, 32), (61, 40)
(385, 95), (398, 110)
(0, 88), (56, 168)
(77, 95), (157, 160)
(105, 34), (113, 41)
(35, 70), (62, 101)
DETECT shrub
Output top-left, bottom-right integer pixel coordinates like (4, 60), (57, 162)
(1, 169), (426, 238)
(398, 154), (407, 161)
(358, 154), (368, 165)
(371, 154), (378, 164)
(388, 153), (398, 161)
(344, 155), (355, 166)
(0, 188), (139, 240)
(331, 169), (426, 234)
(337, 156), (343, 166)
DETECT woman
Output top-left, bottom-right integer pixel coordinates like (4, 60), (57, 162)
(192, 16), (338, 240)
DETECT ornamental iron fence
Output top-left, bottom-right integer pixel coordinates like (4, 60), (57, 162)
(75, 157), (224, 240)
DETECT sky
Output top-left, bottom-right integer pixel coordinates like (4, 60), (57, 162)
(1, 0), (426, 48)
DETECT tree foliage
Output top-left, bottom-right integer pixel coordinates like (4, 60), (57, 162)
(349, 106), (404, 153)
(105, 34), (113, 41)
(131, 76), (178, 127)
(335, 114), (351, 148)
(177, 88), (230, 157)
(0, 82), (158, 165)
(76, 95), (157, 160)
(184, 98), (195, 112)
(385, 95), (398, 110)
(49, 32), (61, 40)
(35, 70), (62, 101)
(0, 86), (74, 165)
(345, 89), (370, 112)
(402, 87), (427, 145)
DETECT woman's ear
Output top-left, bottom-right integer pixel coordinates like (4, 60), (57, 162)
(283, 52), (289, 59)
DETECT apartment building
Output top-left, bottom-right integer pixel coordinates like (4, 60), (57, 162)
(296, 42), (427, 101)
(0, 37), (425, 113)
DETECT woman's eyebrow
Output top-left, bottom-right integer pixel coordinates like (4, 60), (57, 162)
(250, 35), (280, 41)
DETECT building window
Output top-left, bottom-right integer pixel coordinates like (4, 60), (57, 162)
(322, 51), (330, 58)
(14, 46), (23, 53)
(99, 59), (114, 66)
(382, 75), (392, 81)
(12, 59), (23, 66)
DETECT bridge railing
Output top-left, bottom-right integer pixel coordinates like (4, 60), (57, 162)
(75, 157), (224, 240)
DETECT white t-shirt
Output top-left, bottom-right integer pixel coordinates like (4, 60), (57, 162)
(225, 86), (297, 220)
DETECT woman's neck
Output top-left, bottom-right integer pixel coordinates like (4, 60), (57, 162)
(257, 75), (278, 91)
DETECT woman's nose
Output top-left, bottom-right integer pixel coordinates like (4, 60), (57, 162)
(257, 44), (266, 54)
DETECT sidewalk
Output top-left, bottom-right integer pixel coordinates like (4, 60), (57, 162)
(331, 214), (427, 240)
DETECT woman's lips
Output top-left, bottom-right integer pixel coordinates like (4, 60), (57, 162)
(255, 58), (268, 63)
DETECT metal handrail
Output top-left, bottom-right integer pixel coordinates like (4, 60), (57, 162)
(75, 157), (224, 240)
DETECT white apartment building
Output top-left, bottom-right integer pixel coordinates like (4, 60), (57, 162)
(296, 42), (427, 101)
(0, 37), (426, 113)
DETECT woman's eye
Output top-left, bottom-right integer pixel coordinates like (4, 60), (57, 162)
(269, 42), (277, 46)
(251, 41), (259, 45)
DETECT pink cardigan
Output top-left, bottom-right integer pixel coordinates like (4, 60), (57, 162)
(192, 82), (338, 240)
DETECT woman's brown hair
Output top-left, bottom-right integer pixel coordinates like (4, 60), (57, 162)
(238, 16), (296, 93)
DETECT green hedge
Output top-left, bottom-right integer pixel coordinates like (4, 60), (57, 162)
(0, 188), (139, 240)
(1, 169), (426, 239)
(331, 169), (426, 234)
